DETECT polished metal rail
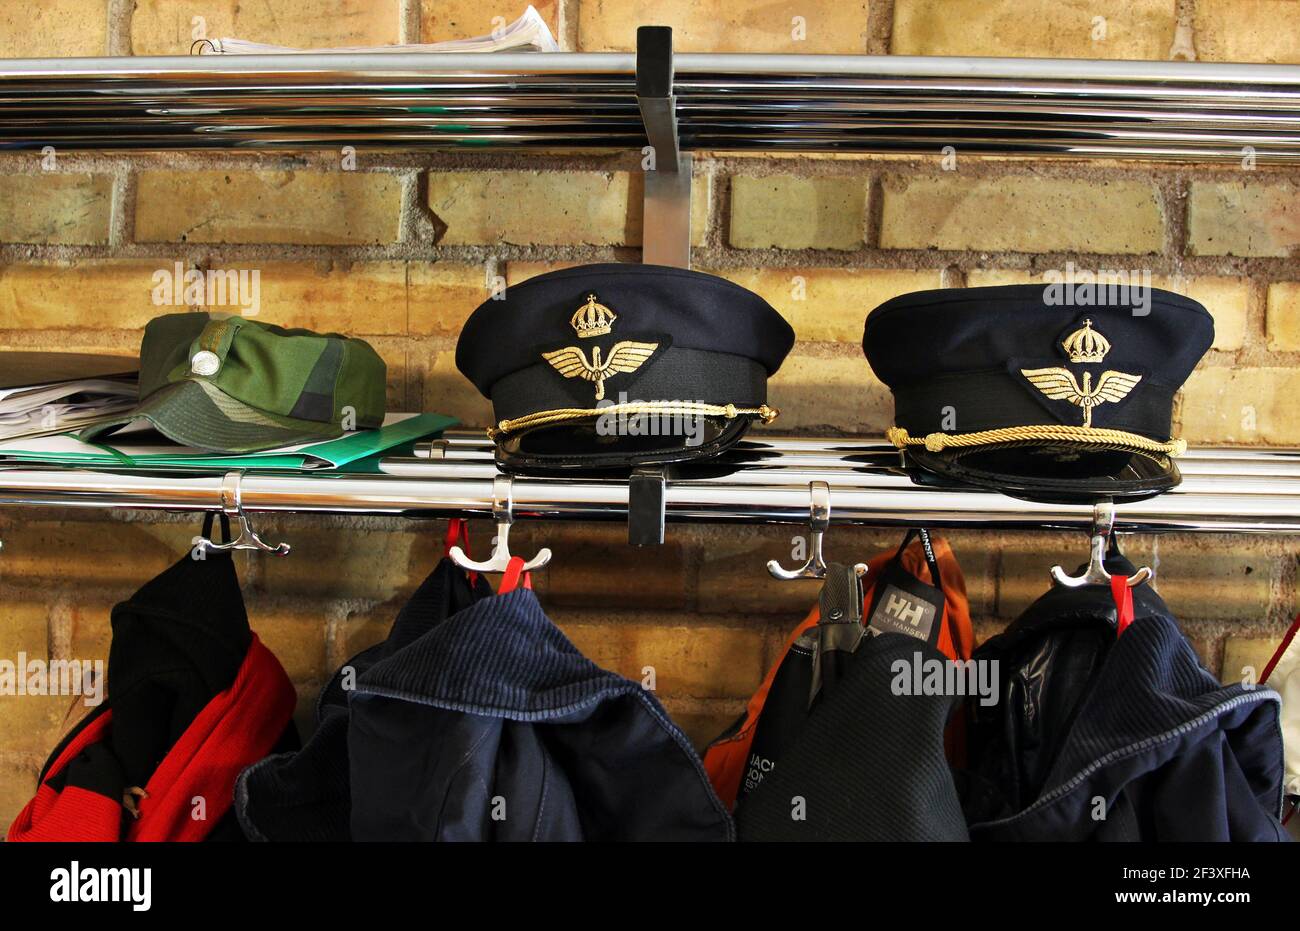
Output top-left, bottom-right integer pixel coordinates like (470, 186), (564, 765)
(2, 434), (1300, 534)
(2, 52), (1297, 161)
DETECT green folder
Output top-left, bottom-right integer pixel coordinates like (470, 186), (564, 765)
(0, 412), (458, 471)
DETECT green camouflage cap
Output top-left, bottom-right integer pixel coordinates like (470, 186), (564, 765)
(80, 313), (387, 454)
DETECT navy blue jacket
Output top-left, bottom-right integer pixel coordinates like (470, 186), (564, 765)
(238, 559), (731, 842)
(961, 575), (1287, 842)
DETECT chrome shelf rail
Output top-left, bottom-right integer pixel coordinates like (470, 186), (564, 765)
(1, 51), (1298, 161)
(2, 433), (1300, 534)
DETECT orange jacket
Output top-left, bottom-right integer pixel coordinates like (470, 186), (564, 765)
(702, 535), (974, 810)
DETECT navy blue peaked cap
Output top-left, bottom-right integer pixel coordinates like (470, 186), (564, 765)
(456, 263), (794, 470)
(863, 284), (1214, 503)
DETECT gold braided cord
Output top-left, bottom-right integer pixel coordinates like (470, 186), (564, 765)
(885, 424), (1187, 457)
(488, 402), (780, 439)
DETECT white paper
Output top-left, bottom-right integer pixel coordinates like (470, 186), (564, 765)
(0, 378), (137, 415)
(205, 6), (558, 55)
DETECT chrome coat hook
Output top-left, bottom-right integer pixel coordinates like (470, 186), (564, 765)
(199, 471), (291, 556)
(449, 474), (551, 573)
(1050, 501), (1151, 588)
(768, 481), (866, 581)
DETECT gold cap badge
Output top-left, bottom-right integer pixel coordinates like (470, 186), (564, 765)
(542, 341), (658, 401)
(571, 293), (617, 338)
(1061, 318), (1111, 363)
(1021, 319), (1140, 428)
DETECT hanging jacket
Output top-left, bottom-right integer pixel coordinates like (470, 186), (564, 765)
(703, 534), (974, 810)
(960, 565), (1289, 842)
(346, 585), (731, 840)
(734, 631), (971, 841)
(8, 545), (297, 842)
(239, 562), (731, 841)
(236, 557), (492, 841)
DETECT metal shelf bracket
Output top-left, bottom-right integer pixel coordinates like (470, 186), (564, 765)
(636, 25), (692, 268)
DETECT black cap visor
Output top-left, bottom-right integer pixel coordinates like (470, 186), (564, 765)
(904, 441), (1181, 504)
(496, 413), (756, 472)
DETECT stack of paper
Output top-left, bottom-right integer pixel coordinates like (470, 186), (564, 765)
(0, 353), (139, 442)
(203, 6), (558, 55)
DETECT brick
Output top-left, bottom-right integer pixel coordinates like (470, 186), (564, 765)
(893, 0), (1176, 59)
(248, 606), (328, 683)
(0, 759), (40, 833)
(135, 170), (401, 244)
(0, 520), (201, 590)
(555, 620), (767, 699)
(1188, 181), (1300, 257)
(768, 351), (891, 433)
(1221, 637), (1282, 686)
(420, 0), (560, 43)
(729, 175), (867, 251)
(0, 261), (162, 331)
(427, 170), (635, 246)
(1181, 367), (1300, 444)
(1266, 282), (1300, 350)
(339, 604), (397, 661)
(423, 348), (493, 426)
(0, 260), (415, 336)
(0, 174), (111, 245)
(409, 263), (494, 337)
(505, 261), (587, 287)
(67, 601), (117, 664)
(0, 601), (52, 663)
(1174, 276), (1251, 352)
(0, 693), (79, 756)
(0, 0), (109, 57)
(429, 170), (710, 250)
(881, 175), (1164, 254)
(131, 0), (400, 55)
(965, 269), (1249, 351)
(1195, 0), (1300, 64)
(1146, 541), (1272, 621)
(938, 531), (998, 619)
(716, 268), (942, 342)
(528, 524), (688, 609)
(0, 258), (408, 335)
(579, 0), (870, 53)
(255, 525), (431, 603)
(688, 170), (713, 247)
(248, 261), (408, 335)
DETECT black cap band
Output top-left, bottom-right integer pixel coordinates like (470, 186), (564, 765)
(893, 371), (1176, 441)
(490, 347), (768, 423)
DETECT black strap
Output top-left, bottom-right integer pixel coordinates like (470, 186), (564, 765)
(201, 511), (233, 546)
(894, 527), (941, 587)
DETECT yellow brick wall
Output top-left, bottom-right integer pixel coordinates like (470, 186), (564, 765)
(1, 0), (1299, 826)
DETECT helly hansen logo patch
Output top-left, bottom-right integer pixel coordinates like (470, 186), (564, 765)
(868, 585), (937, 642)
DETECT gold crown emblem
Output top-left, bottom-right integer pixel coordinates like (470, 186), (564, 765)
(571, 293), (617, 338)
(1061, 318), (1111, 363)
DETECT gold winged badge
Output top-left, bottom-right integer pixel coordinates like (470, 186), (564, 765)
(1019, 367), (1142, 427)
(542, 341), (658, 401)
(1020, 318), (1141, 427)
